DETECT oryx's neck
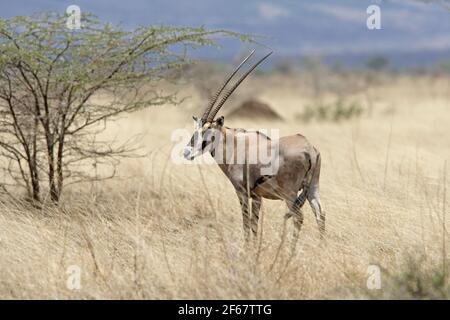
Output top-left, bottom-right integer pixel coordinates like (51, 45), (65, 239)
(211, 127), (237, 173)
(210, 126), (271, 174)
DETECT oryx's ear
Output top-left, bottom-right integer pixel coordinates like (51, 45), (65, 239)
(192, 116), (198, 121)
(216, 116), (224, 126)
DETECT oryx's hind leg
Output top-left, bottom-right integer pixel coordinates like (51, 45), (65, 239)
(285, 192), (305, 245)
(308, 152), (325, 238)
(250, 194), (261, 238)
(308, 188), (324, 238)
(236, 191), (251, 242)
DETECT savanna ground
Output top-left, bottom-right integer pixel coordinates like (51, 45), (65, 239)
(0, 71), (449, 299)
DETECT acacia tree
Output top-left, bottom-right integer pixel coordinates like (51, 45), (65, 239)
(0, 12), (239, 203)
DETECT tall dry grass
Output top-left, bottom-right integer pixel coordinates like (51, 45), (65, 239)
(0, 74), (449, 299)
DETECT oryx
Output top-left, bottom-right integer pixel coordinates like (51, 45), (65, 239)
(184, 50), (324, 241)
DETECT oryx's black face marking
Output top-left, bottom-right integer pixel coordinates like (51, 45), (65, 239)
(183, 116), (224, 161)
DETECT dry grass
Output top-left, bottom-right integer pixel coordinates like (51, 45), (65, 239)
(0, 74), (449, 299)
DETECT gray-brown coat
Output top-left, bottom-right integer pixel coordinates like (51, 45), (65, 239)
(184, 51), (324, 241)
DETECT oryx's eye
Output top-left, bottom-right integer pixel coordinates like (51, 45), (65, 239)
(189, 132), (197, 147)
(191, 130), (204, 147)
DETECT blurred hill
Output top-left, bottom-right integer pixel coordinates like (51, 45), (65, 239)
(2, 0), (450, 70)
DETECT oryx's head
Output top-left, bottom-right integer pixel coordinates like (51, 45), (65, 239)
(183, 50), (273, 161)
(183, 115), (224, 160)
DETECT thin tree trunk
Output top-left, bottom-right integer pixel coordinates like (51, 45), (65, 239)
(48, 149), (58, 203)
(45, 135), (58, 203)
(27, 158), (40, 202)
(31, 117), (40, 202)
(56, 136), (65, 202)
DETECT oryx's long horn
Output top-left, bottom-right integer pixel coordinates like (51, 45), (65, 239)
(207, 51), (273, 122)
(200, 49), (256, 122)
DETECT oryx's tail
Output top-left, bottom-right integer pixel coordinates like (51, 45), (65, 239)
(293, 149), (321, 211)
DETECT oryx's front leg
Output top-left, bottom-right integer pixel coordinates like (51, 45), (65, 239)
(251, 194), (261, 237)
(236, 191), (251, 242)
(285, 193), (304, 243)
(290, 201), (304, 241)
